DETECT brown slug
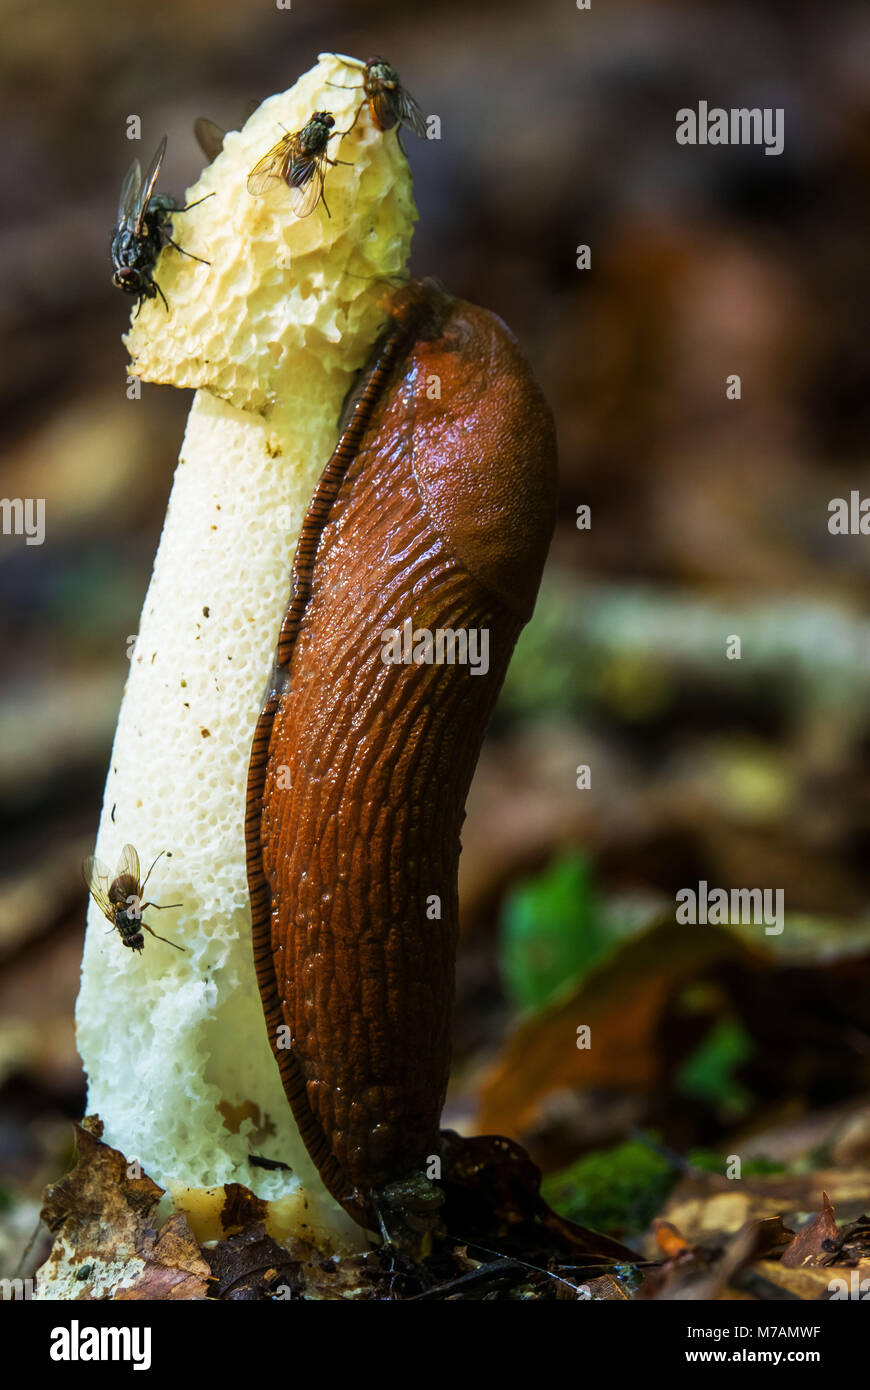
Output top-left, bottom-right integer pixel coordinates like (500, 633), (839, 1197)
(245, 278), (557, 1235)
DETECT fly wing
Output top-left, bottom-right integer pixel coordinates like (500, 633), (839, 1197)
(117, 843), (142, 884)
(117, 157), (142, 228)
(136, 136), (168, 233)
(398, 88), (428, 138)
(247, 138), (290, 196)
(194, 117), (225, 164)
(82, 856), (113, 920)
(288, 160), (325, 218)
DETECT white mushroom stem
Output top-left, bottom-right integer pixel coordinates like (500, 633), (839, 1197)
(73, 54), (416, 1255)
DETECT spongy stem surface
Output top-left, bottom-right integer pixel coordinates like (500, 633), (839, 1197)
(75, 55), (416, 1247)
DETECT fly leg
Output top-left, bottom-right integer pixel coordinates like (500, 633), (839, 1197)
(331, 98), (367, 138)
(140, 920), (186, 951)
(177, 192), (215, 213)
(166, 238), (210, 266)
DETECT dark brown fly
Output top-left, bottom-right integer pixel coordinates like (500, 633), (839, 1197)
(83, 844), (184, 954)
(111, 136), (212, 314)
(328, 55), (427, 138)
(246, 110), (347, 217)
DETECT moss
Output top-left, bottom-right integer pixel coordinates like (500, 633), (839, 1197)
(541, 1138), (679, 1238)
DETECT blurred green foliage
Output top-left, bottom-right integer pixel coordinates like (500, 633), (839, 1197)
(688, 1150), (788, 1177)
(500, 853), (603, 1011)
(499, 851), (652, 1012)
(676, 1017), (755, 1118)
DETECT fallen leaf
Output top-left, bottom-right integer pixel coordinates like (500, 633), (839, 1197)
(203, 1222), (303, 1301)
(781, 1192), (838, 1268)
(40, 1116), (162, 1251)
(819, 1212), (870, 1266)
(478, 922), (754, 1137)
(116, 1214), (211, 1300)
(39, 1116), (211, 1299)
(654, 1219), (692, 1258)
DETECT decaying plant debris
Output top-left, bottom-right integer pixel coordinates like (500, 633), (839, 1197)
(32, 1117), (870, 1301)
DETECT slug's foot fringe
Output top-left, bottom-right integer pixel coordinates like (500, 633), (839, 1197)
(367, 1172), (446, 1258)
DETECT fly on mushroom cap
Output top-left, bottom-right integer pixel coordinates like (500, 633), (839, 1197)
(111, 136), (212, 313)
(325, 53), (428, 138)
(246, 110), (349, 217)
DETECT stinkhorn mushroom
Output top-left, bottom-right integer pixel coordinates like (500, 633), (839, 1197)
(50, 51), (556, 1296)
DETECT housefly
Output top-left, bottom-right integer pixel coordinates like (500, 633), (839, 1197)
(111, 136), (212, 313)
(327, 55), (427, 138)
(246, 110), (347, 217)
(83, 843), (185, 953)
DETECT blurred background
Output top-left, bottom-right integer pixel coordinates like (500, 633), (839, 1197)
(2, 0), (870, 1266)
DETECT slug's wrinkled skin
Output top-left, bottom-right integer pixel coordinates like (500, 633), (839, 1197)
(246, 280), (557, 1234)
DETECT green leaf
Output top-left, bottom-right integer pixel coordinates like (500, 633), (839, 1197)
(676, 1017), (754, 1116)
(500, 853), (609, 1012)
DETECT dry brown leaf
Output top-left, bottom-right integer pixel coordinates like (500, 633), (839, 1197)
(582, 1272), (630, 1300)
(39, 1116), (211, 1299)
(641, 1215), (791, 1301)
(654, 1219), (693, 1258)
(748, 1259), (846, 1301)
(116, 1214), (212, 1300)
(781, 1192), (838, 1269)
(41, 1116), (163, 1249)
(655, 1169), (870, 1251)
(478, 921), (754, 1136)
